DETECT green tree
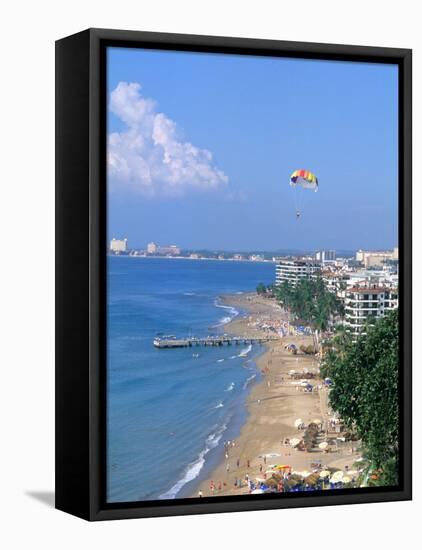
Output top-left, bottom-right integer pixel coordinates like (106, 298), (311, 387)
(274, 277), (342, 330)
(256, 282), (267, 295)
(321, 309), (399, 485)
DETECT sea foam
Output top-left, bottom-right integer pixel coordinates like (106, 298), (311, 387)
(243, 373), (257, 390)
(158, 422), (228, 499)
(238, 344), (252, 357)
(213, 299), (239, 326)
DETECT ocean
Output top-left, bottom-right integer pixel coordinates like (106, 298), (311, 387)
(107, 256), (275, 502)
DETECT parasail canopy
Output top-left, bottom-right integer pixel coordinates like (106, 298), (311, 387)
(290, 169), (318, 192)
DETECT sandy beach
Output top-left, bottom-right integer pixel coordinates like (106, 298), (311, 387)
(191, 292), (361, 497)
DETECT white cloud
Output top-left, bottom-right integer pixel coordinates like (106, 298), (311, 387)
(108, 82), (228, 196)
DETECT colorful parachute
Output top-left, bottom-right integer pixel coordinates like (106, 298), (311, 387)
(290, 169), (318, 192)
(289, 169), (318, 219)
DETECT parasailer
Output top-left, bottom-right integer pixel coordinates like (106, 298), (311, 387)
(289, 169), (318, 219)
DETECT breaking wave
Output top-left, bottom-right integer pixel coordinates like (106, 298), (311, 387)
(158, 422), (228, 499)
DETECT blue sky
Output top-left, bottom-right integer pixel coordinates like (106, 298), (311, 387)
(107, 47), (398, 252)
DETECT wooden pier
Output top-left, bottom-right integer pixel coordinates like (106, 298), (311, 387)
(153, 335), (279, 349)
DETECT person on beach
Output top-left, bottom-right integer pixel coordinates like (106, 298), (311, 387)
(264, 456), (267, 464)
(247, 459), (250, 468)
(198, 490), (203, 498)
(259, 464), (263, 473)
(236, 458), (240, 468)
(226, 463), (230, 473)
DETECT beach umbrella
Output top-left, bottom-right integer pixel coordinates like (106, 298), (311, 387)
(289, 438), (301, 447)
(319, 470), (330, 478)
(330, 471), (344, 483)
(275, 465), (291, 470)
(313, 419), (322, 425)
(342, 475), (352, 484)
(255, 477), (266, 483)
(293, 470), (311, 478)
(251, 489), (264, 494)
(265, 469), (277, 475)
(294, 418), (303, 428)
(305, 473), (320, 486)
(318, 442), (329, 450)
(265, 478), (278, 488)
(286, 474), (303, 486)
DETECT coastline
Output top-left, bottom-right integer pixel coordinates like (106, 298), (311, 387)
(189, 292), (361, 498)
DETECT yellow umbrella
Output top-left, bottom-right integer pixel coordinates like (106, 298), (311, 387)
(330, 471), (344, 483)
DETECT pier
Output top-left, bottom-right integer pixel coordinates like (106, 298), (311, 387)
(153, 335), (279, 349)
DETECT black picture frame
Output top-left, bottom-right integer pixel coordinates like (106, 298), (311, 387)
(55, 28), (412, 521)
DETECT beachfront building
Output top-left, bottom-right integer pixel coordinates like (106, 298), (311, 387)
(275, 259), (321, 287)
(322, 271), (350, 294)
(165, 245), (181, 256)
(315, 249), (336, 263)
(346, 266), (398, 289)
(355, 249), (398, 268)
(343, 285), (398, 338)
(147, 243), (181, 256)
(147, 242), (157, 254)
(109, 237), (128, 254)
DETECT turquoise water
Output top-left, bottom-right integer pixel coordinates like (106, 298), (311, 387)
(107, 256), (275, 502)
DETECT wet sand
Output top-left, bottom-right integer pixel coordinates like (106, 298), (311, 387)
(191, 293), (361, 497)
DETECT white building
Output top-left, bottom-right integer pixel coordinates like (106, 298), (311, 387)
(275, 259), (321, 287)
(322, 271), (350, 294)
(344, 286), (398, 338)
(109, 237), (127, 253)
(315, 250), (336, 263)
(355, 249), (397, 268)
(147, 242), (180, 256)
(147, 242), (157, 254)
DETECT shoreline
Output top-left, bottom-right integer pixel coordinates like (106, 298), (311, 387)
(108, 254), (273, 263)
(189, 292), (361, 498)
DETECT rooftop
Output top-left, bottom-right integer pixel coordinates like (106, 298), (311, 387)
(347, 286), (398, 294)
